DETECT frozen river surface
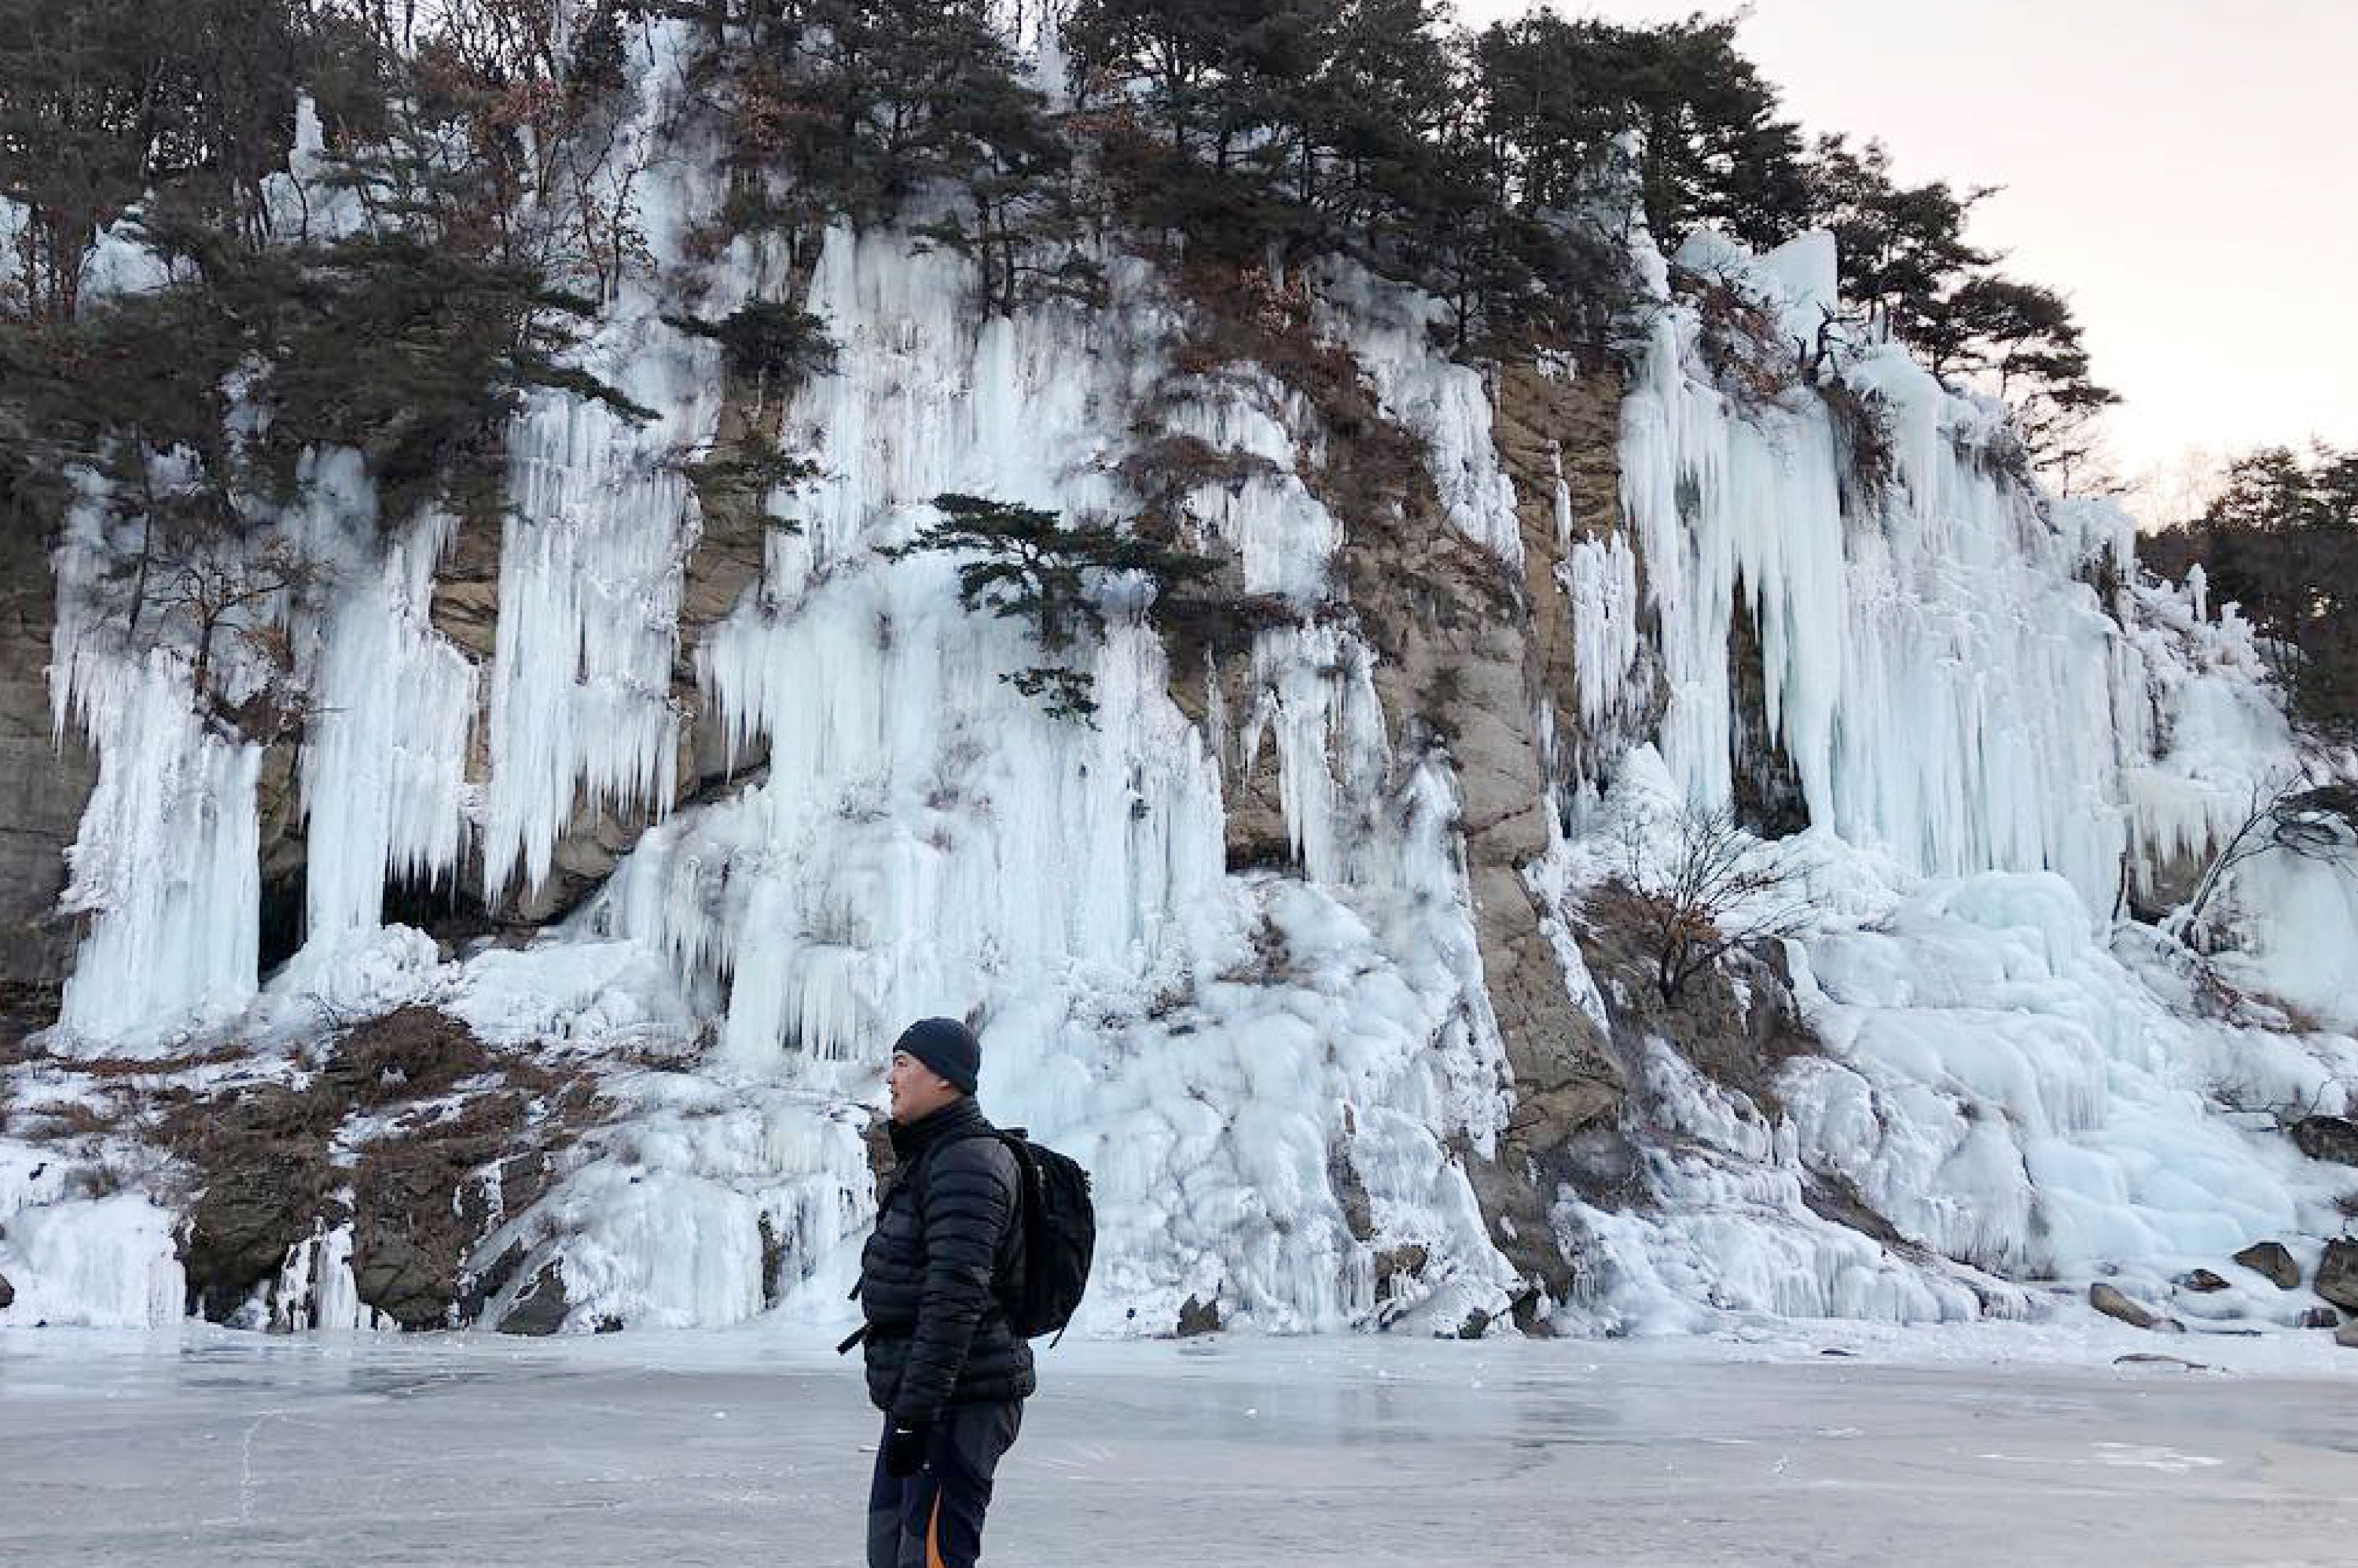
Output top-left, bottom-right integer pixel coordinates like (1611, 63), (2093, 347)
(3, 1325), (2355, 1566)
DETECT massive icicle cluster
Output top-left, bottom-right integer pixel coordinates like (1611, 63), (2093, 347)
(10, 20), (1518, 1334)
(47, 490), (266, 1044)
(9, 22), (2356, 1340)
(1614, 229), (2270, 907)
(572, 222), (1516, 1335)
(1534, 226), (2357, 1328)
(299, 500), (476, 945)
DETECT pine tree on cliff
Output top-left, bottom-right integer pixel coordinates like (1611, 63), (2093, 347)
(1464, 11), (1809, 248)
(883, 493), (1216, 723)
(0, 2), (648, 547)
(2250, 446), (2358, 722)
(1802, 141), (2117, 482)
(2146, 445), (2358, 744)
(722, 0), (1089, 314)
(913, 23), (1100, 317)
(1799, 133), (1996, 344)
(0, 0), (310, 321)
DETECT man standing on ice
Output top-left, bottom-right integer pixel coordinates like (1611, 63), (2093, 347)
(854, 1016), (1034, 1568)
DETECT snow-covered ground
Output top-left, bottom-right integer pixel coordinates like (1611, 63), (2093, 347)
(2, 1326), (2352, 1566)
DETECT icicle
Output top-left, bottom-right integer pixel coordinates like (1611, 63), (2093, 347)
(1618, 227), (2147, 905)
(481, 395), (696, 904)
(53, 650), (263, 1045)
(541, 226), (1521, 1335)
(300, 512), (476, 942)
(1564, 532), (1644, 735)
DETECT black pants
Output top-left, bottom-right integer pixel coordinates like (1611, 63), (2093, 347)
(866, 1401), (1023, 1568)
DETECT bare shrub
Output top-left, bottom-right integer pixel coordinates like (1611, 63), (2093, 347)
(2173, 769), (2358, 948)
(1588, 802), (1806, 1004)
(1674, 263), (1798, 418)
(1672, 263), (1892, 509)
(322, 1007), (496, 1110)
(24, 1097), (123, 1139)
(1818, 376), (1896, 508)
(46, 1046), (242, 1082)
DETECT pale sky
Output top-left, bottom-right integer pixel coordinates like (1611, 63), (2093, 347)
(1456, 0), (2356, 480)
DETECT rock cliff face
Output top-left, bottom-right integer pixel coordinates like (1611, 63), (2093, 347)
(4, 22), (2356, 1342)
(0, 527), (90, 989)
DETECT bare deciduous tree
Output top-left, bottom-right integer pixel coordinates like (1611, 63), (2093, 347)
(2173, 768), (2358, 948)
(91, 522), (325, 742)
(144, 540), (310, 700)
(1589, 801), (1807, 1005)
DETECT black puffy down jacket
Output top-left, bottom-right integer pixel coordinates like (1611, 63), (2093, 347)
(859, 1097), (1036, 1422)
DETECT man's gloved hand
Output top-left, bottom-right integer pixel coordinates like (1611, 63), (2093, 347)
(883, 1422), (931, 1478)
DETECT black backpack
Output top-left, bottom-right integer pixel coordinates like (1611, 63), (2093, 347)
(995, 1129), (1094, 1342)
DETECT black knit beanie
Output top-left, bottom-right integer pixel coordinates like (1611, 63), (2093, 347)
(894, 1016), (981, 1095)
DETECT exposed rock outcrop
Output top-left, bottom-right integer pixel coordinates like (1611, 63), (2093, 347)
(169, 1083), (343, 1321)
(496, 1261), (570, 1336)
(341, 1010), (590, 1327)
(2315, 1239), (2358, 1314)
(1437, 358), (1629, 1299)
(351, 1094), (552, 1329)
(2292, 1116), (2358, 1167)
(2233, 1239), (2302, 1291)
(2090, 1282), (2177, 1331)
(165, 1008), (599, 1327)
(1176, 1293), (1221, 1337)
(0, 527), (94, 985)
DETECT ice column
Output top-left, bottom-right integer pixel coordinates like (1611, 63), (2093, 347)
(482, 395), (696, 903)
(52, 650), (262, 1044)
(301, 513), (477, 939)
(1617, 230), (2134, 905)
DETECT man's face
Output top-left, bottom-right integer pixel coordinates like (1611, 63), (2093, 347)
(886, 1050), (958, 1125)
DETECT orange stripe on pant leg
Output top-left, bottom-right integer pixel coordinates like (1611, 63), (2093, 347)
(926, 1486), (949, 1568)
